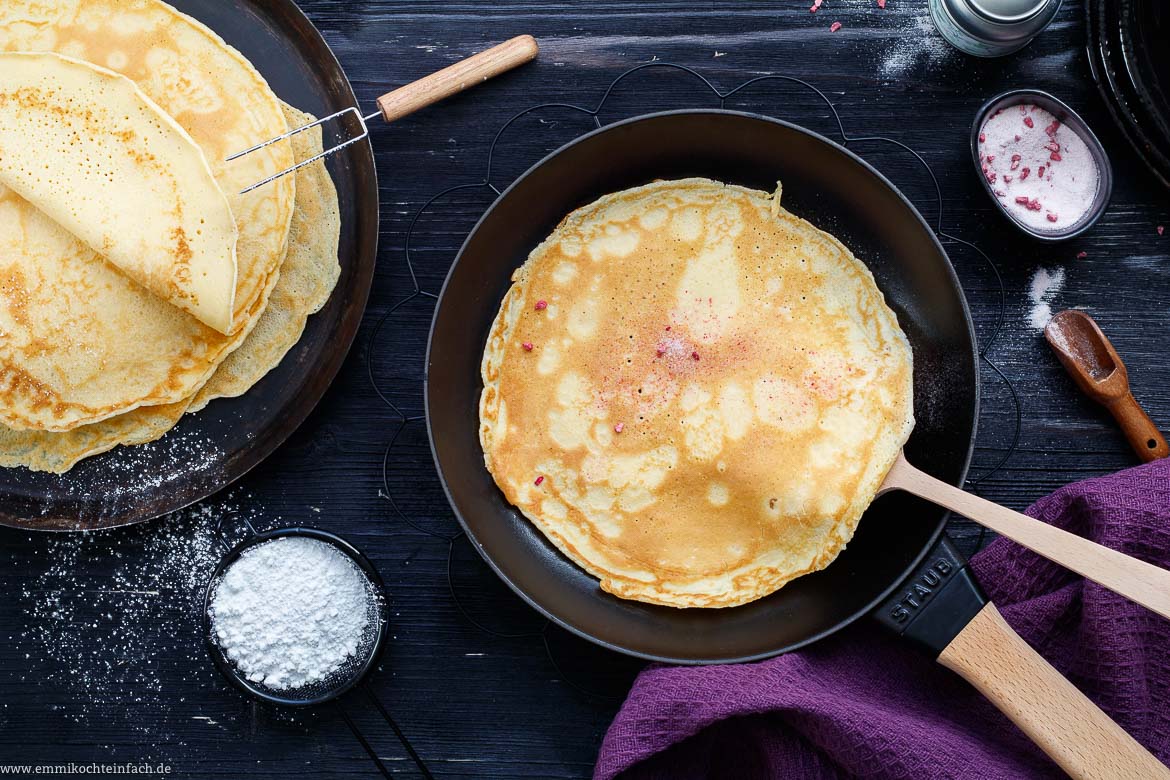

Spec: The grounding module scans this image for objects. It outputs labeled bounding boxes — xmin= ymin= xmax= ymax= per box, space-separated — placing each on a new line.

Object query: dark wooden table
xmin=2 ymin=1 xmax=1167 ymax=777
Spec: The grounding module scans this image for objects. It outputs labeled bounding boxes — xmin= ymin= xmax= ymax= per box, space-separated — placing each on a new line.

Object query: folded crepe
xmin=0 ymin=0 xmax=296 ymax=433
xmin=0 ymin=51 xmax=238 ymax=333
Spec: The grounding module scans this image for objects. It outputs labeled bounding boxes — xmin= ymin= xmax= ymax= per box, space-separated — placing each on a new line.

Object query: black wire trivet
xmin=364 ymin=62 xmax=1024 ymax=773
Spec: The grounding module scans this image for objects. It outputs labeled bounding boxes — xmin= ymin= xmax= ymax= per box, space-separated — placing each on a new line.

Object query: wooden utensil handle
xmin=883 ymin=455 xmax=1170 ymax=621
xmin=1107 ymin=394 xmax=1170 ymax=462
xmin=939 ymin=603 xmax=1169 ymax=779
xmin=376 ymin=35 xmax=539 ymax=123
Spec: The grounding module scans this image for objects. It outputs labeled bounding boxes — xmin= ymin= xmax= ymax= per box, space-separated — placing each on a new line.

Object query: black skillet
xmin=426 ymin=111 xmax=1166 ymax=776
xmin=0 ymin=0 xmax=379 ymax=531
xmin=428 ymin=109 xmax=977 ymax=663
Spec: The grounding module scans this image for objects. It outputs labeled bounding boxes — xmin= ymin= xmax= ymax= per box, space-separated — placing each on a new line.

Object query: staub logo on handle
xmin=887 ymin=558 xmax=955 ymax=624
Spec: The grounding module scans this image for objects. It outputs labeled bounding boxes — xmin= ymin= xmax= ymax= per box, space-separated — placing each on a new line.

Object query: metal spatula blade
xmin=227 ymin=35 xmax=538 ymax=194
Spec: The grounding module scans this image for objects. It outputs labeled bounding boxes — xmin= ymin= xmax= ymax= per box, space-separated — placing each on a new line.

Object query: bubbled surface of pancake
xmin=0 ymin=0 xmax=294 ymax=431
xmin=480 ymin=178 xmax=914 ymax=608
xmin=0 ymin=104 xmax=341 ymax=473
xmin=0 ymin=51 xmax=239 ymax=334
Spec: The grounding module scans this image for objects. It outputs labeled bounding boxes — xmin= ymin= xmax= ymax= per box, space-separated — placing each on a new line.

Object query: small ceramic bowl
xmin=971 ymin=89 xmax=1113 ymax=242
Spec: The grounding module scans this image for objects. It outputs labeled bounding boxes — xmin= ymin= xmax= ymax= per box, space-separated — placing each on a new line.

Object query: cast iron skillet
xmin=0 ymin=0 xmax=378 ymax=531
xmin=426 ymin=110 xmax=979 ymax=664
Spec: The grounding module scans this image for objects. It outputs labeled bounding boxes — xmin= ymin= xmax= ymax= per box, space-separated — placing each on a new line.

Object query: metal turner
xmin=228 ymin=35 xmax=539 ymax=194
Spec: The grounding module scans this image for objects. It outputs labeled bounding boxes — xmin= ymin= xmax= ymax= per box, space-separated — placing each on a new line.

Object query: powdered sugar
xmin=209 ymin=536 xmax=376 ymax=692
xmin=1027 ymin=266 xmax=1065 ymax=331
xmin=15 ymin=502 xmax=226 ymax=727
xmin=879 ymin=13 xmax=954 ymax=79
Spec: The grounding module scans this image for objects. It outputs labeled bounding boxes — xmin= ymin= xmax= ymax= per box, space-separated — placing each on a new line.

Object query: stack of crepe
xmin=0 ymin=0 xmax=341 ymax=473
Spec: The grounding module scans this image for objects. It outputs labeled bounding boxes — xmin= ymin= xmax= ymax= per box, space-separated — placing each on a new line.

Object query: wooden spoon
xmin=1045 ymin=310 xmax=1169 ymax=462
xmin=878 ymin=453 xmax=1170 ymax=621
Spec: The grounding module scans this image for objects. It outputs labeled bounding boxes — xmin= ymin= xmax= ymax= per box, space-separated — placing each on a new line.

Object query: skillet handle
xmin=939 ymin=602 xmax=1169 ymax=780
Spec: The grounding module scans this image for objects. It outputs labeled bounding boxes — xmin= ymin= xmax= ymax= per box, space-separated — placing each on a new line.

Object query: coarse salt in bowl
xmin=971 ymin=90 xmax=1113 ymax=241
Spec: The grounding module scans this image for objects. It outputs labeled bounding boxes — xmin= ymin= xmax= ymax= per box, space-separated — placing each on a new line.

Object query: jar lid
xmin=969 ymin=0 xmax=1051 ymax=24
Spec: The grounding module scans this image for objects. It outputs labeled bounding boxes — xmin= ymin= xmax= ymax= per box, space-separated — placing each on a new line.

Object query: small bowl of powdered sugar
xmin=203 ymin=527 xmax=387 ymax=707
xmin=972 ymin=90 xmax=1113 ymax=241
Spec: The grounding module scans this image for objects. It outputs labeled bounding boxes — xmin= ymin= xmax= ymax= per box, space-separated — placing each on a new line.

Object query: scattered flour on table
xmin=1027 ymin=266 xmax=1066 ymax=331
xmin=209 ymin=537 xmax=376 ymax=692
xmin=14 ymin=498 xmax=265 ymax=731
xmin=879 ymin=13 xmax=954 ymax=79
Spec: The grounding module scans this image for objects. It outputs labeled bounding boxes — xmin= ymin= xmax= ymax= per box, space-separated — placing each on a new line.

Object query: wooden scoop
xmin=877 ymin=453 xmax=1170 ymax=622
xmin=1044 ymin=310 xmax=1169 ymax=462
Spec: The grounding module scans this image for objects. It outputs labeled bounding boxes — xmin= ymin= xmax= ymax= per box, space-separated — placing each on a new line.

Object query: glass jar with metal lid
xmin=929 ymin=0 xmax=1062 ymax=57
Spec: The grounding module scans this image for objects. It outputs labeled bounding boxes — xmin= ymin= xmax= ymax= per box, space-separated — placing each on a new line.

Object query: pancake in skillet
xmin=480 ymin=178 xmax=914 ymax=608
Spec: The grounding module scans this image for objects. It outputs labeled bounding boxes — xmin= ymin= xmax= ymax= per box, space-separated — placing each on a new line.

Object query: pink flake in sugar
xmin=1019 ymin=167 xmax=1030 ymax=181
xmin=1158 ymin=225 xmax=1165 ymax=236
xmin=1076 ymin=251 xmax=1088 ymax=259
xmin=1050 ymin=152 xmax=1062 ymax=162
xmin=979 ymin=133 xmax=986 ymax=143
xmin=1046 ymin=213 xmax=1058 ymax=223
xmin=1023 ymin=116 xmax=1034 ymax=128
xmin=521 ymin=341 xmax=534 ymax=351
xmin=534 ymin=475 xmax=545 ymax=486
xmin=877 ymin=0 xmax=886 ymax=7
xmin=829 ymin=21 xmax=842 ymax=31
xmin=1015 ymin=196 xmax=1030 ymax=205
xmin=534 ymin=299 xmax=548 ymax=310
xmin=614 ymin=422 xmax=624 ymax=434
xmin=1037 ymin=166 xmax=1045 ymax=178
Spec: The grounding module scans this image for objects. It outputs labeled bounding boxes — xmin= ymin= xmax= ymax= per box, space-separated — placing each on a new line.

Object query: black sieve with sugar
xmin=202 ymin=526 xmax=388 ymax=707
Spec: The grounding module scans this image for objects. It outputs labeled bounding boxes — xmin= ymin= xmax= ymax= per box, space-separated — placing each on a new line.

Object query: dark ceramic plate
xmin=0 ymin=0 xmax=378 ymax=531
xmin=427 ymin=111 xmax=978 ymax=663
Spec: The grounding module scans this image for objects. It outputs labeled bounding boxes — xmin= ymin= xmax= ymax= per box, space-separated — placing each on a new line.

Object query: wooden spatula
xmin=1044 ymin=309 xmax=1169 ymax=462
xmin=877 ymin=452 xmax=1170 ymax=622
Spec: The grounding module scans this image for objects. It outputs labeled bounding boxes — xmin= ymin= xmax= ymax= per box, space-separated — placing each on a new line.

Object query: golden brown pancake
xmin=0 ymin=51 xmax=240 ymax=334
xmin=480 ymin=178 xmax=914 ymax=608
xmin=0 ymin=0 xmax=295 ymax=431
xmin=0 ymin=104 xmax=341 ymax=473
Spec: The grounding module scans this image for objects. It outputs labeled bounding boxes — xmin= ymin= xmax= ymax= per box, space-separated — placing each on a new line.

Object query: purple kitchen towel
xmin=596 ymin=459 xmax=1170 ymax=780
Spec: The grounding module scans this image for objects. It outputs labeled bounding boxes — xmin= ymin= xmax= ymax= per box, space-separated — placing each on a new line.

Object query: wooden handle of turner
xmin=882 ymin=453 xmax=1170 ymax=621
xmin=1106 ymin=393 xmax=1170 ymax=462
xmin=939 ymin=603 xmax=1169 ymax=779
xmin=376 ymin=35 xmax=539 ymax=122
